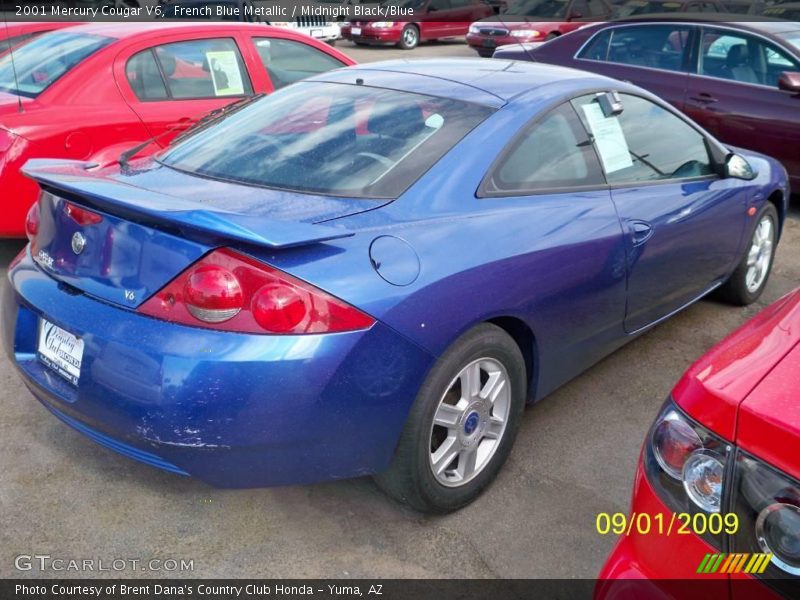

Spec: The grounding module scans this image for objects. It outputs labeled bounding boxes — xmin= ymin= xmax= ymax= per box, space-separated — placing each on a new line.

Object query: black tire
xmin=374 ymin=323 xmax=527 ymax=513
xmin=398 ymin=24 xmax=420 ymax=50
xmin=353 ymin=41 xmax=369 ymax=46
xmin=477 ymin=50 xmax=494 ymax=58
xmin=545 ymin=32 xmax=559 ymax=41
xmin=717 ymin=203 xmax=778 ymax=306
xmin=327 ymin=40 xmax=337 ymax=47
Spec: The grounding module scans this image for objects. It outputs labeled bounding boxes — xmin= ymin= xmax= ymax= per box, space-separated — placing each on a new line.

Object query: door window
xmin=571 ymin=94 xmax=713 ymax=184
xmin=578 ymin=25 xmax=691 ymax=73
xmin=126 ymin=38 xmax=252 ymax=101
xmin=253 ymin=38 xmax=345 ymax=90
xmin=700 ymin=29 xmax=800 ymax=87
xmin=485 ymin=103 xmax=605 ymax=194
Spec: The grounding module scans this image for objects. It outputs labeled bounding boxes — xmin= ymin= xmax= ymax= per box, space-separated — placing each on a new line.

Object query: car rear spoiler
xmin=22 ymin=160 xmax=355 ymax=250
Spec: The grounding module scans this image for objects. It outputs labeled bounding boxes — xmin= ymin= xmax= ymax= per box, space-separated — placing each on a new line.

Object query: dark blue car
xmin=2 ymin=59 xmax=789 ymax=512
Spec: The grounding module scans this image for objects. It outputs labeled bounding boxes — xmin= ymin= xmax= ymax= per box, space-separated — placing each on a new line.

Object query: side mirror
xmin=778 ymin=71 xmax=800 ymax=93
xmin=725 ymin=153 xmax=757 ymax=181
xmin=568 ymin=11 xmax=583 ymax=19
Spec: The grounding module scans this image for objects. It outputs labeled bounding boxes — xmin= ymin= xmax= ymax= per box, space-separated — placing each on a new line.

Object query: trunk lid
xmin=737 ymin=343 xmax=800 ymax=482
xmin=23 ymin=159 xmax=368 ymax=309
xmin=672 ymin=289 xmax=800 ymax=442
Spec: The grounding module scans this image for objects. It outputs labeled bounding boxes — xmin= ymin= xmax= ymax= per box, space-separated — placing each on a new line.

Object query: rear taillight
xmin=25 ymin=202 xmax=39 ymax=241
xmin=184 ymin=264 xmax=244 ymax=323
xmin=731 ymin=454 xmax=800 ymax=586
xmin=138 ymin=248 xmax=374 ymax=335
xmin=644 ymin=400 xmax=732 ymax=548
xmin=64 ymin=202 xmax=103 ymax=226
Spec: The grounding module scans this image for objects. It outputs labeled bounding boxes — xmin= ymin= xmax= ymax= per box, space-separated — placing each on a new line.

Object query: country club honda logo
xmin=697 ymin=553 xmax=773 ymax=574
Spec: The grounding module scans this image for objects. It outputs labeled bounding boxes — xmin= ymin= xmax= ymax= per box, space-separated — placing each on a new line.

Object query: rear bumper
xmin=3 ymin=249 xmax=435 ymax=487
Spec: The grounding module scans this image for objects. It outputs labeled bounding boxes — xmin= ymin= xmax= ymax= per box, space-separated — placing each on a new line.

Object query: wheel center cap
xmin=463 ymin=411 xmax=480 ymax=435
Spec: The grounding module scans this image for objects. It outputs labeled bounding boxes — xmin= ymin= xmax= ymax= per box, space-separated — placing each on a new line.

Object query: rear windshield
xmin=159 ymin=81 xmax=494 ymax=199
xmin=612 ymin=1 xmax=684 ymax=18
xmin=0 ymin=32 xmax=112 ymax=98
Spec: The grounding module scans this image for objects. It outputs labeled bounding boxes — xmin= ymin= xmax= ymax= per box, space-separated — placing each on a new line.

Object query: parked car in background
xmin=5 ymin=59 xmax=788 ymax=512
xmin=0 ymin=21 xmax=79 ymax=56
xmin=597 ymin=288 xmax=800 ymax=597
xmin=467 ymin=0 xmax=616 ymax=57
xmin=0 ymin=22 xmax=353 ymax=237
xmin=341 ymin=0 xmax=493 ymax=49
xmin=610 ymin=0 xmax=729 ymax=17
xmin=492 ymin=18 xmax=800 ymax=190
xmin=267 ymin=18 xmax=343 ymax=46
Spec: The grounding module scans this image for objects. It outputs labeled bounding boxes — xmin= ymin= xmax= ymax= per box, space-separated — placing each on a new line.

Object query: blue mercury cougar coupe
xmin=2 ymin=59 xmax=789 ymax=512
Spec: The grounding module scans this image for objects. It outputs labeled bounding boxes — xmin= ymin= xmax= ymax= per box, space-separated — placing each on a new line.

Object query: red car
xmin=0 ymin=22 xmax=354 ymax=237
xmin=341 ymin=0 xmax=493 ymax=49
xmin=467 ymin=0 xmax=616 ymax=57
xmin=597 ymin=288 xmax=800 ymax=598
xmin=0 ymin=21 xmax=78 ymax=56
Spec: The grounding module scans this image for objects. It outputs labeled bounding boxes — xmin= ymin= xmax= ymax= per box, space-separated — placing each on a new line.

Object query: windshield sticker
xmin=581 ymin=103 xmax=633 ymax=174
xmin=206 ymin=51 xmax=244 ymax=96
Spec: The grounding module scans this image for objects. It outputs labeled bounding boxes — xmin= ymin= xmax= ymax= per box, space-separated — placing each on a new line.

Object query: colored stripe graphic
xmin=697 ymin=553 xmax=773 ymax=574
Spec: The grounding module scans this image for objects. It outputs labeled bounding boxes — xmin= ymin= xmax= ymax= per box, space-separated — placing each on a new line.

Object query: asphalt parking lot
xmin=1 ymin=39 xmax=799 ymax=580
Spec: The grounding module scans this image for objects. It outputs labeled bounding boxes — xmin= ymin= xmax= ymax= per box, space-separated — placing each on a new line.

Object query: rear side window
xmin=485 ymin=103 xmax=605 ymax=194
xmin=579 ymin=29 xmax=612 ymax=61
xmin=127 ymin=38 xmax=253 ymax=101
xmin=571 ymin=93 xmax=713 ymax=184
xmin=582 ymin=25 xmax=691 ymax=73
xmin=253 ymin=38 xmax=344 ymax=90
xmin=126 ymin=50 xmax=168 ymax=100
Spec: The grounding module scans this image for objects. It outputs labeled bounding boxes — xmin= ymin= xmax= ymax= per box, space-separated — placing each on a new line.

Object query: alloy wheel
xmin=745 ymin=214 xmax=775 ymax=294
xmin=428 ymin=358 xmax=511 ymax=487
xmin=403 ymin=28 xmax=418 ymax=48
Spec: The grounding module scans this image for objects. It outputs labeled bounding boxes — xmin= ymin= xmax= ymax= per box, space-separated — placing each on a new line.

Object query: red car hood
xmin=673 ymin=289 xmax=800 ymax=444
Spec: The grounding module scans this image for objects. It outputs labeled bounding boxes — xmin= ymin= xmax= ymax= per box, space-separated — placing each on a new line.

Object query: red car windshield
xmin=502 ymin=0 xmax=570 ymax=18
xmin=0 ymin=31 xmax=112 ymax=98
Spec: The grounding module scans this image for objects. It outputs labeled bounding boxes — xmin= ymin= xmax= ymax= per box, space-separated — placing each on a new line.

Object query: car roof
xmin=611 ymin=13 xmax=800 ymax=35
xmin=59 ymin=21 xmax=274 ymax=40
xmin=318 ymin=58 xmax=615 ymax=106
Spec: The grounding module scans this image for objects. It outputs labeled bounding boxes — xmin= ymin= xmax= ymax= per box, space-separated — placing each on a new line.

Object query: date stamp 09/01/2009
xmin=595 ymin=511 xmax=739 ymax=537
